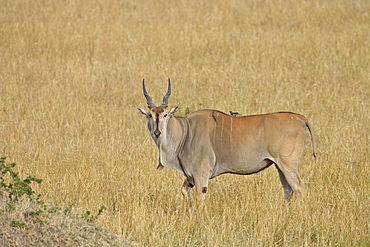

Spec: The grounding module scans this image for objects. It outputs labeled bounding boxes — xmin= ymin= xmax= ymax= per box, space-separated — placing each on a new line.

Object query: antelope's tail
xmin=305 ymin=121 xmax=316 ymax=158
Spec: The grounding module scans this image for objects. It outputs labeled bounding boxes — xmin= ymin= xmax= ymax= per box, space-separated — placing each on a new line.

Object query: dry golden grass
xmin=0 ymin=194 xmax=138 ymax=246
xmin=1 ymin=0 xmax=369 ymax=246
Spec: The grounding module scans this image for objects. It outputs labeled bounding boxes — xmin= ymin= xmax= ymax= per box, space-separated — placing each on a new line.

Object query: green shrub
xmin=0 ymin=157 xmax=42 ymax=201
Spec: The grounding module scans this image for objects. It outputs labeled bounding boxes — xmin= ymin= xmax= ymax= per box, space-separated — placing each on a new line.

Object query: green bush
xmin=0 ymin=156 xmax=42 ymax=201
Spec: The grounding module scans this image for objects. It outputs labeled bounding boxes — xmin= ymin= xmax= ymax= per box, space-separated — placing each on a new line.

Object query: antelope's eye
xmin=164 ymin=114 xmax=168 ymax=118
xmin=148 ymin=114 xmax=152 ymax=118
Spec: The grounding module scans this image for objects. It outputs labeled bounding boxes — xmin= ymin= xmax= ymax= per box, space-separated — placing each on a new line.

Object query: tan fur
xmin=151 ymin=107 xmax=165 ymax=114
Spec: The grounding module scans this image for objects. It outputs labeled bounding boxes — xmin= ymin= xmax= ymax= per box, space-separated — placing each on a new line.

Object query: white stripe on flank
xmin=230 ymin=117 xmax=233 ymax=144
xmin=220 ymin=117 xmax=224 ymax=147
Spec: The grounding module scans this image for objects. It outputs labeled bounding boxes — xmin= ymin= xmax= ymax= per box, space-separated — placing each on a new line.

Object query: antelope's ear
xmin=136 ymin=107 xmax=148 ymax=116
xmin=169 ymin=104 xmax=180 ymax=115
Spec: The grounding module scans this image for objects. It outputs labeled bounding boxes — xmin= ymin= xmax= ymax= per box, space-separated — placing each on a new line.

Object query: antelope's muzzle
xmin=154 ymin=130 xmax=161 ymax=138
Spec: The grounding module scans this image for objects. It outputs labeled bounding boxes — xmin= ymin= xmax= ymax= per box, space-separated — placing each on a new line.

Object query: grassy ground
xmin=0 ymin=195 xmax=138 ymax=246
xmin=1 ymin=0 xmax=369 ymax=246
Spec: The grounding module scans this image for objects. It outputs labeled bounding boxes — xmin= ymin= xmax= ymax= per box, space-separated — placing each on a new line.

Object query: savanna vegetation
xmin=1 ymin=0 xmax=369 ymax=246
xmin=0 ymin=157 xmax=137 ymax=246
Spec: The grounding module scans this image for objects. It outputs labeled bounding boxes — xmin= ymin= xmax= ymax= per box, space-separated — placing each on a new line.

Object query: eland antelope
xmin=136 ymin=79 xmax=316 ymax=208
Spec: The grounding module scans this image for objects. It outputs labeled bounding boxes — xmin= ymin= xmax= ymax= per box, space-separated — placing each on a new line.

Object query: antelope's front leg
xmin=181 ymin=178 xmax=193 ymax=209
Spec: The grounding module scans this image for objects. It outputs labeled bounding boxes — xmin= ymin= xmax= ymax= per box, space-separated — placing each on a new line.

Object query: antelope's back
xmin=185 ymin=110 xmax=310 ymax=170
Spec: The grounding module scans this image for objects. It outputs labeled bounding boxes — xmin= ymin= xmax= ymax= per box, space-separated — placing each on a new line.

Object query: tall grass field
xmin=1 ymin=0 xmax=369 ymax=246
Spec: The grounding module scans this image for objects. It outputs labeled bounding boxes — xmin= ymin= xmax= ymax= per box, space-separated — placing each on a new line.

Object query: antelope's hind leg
xmin=275 ymin=163 xmax=304 ymax=203
xmin=276 ymin=165 xmax=294 ymax=202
